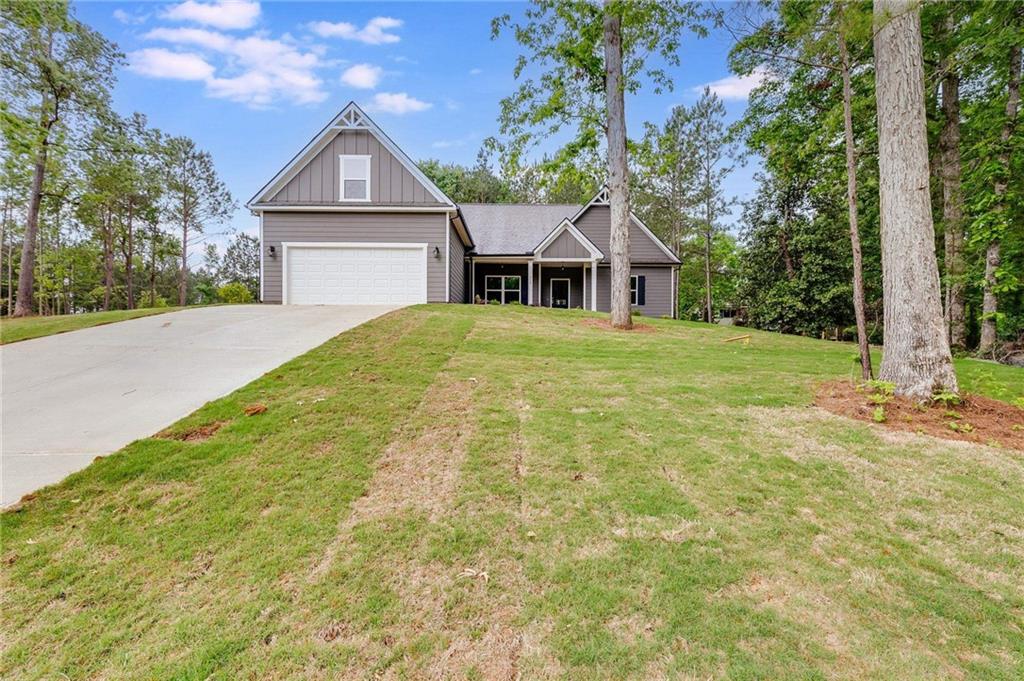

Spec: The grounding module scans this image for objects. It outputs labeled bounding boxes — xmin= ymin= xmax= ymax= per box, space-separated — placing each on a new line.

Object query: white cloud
xmin=308 ymin=17 xmax=402 ymax=45
xmin=163 ymin=0 xmax=260 ymax=31
xmin=129 ymin=48 xmax=215 ymax=80
xmin=340 ymin=63 xmax=382 ymax=89
xmin=693 ymin=68 xmax=768 ymax=101
xmin=468 ymin=68 xmax=482 ymax=76
xmin=364 ymin=92 xmax=431 ymax=115
xmin=144 ymin=27 xmax=234 ymax=51
xmin=140 ymin=26 xmax=325 ymax=107
xmin=113 ymin=8 xmax=146 ymax=25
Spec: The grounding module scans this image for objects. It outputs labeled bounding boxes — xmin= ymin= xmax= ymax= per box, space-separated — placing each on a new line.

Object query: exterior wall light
xmin=268 ymin=245 xmax=276 ymax=257
xmin=433 ymin=246 xmax=441 ymax=258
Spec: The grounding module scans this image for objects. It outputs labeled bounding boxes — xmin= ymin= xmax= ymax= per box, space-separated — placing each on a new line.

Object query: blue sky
xmin=77 ymin=1 xmax=761 ymax=254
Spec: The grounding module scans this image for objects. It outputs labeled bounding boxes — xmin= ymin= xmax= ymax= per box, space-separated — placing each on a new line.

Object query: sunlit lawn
xmin=0 ymin=307 xmax=189 ymax=344
xmin=2 ymin=304 xmax=1022 ymax=679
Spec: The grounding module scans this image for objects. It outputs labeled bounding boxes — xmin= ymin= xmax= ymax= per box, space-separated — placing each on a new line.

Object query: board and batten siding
xmin=596 ymin=266 xmax=675 ymax=318
xmin=574 ymin=205 xmax=676 ymax=264
xmin=269 ymin=130 xmax=443 ymax=206
xmin=538 ymin=230 xmax=591 ymax=259
xmin=262 ymin=212 xmax=449 ymax=303
xmin=449 ymin=221 xmax=466 ymax=303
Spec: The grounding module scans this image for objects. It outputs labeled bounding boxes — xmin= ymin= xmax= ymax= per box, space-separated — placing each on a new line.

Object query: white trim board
xmin=549 ymin=277 xmax=571 ymax=309
xmin=280 ymin=241 xmax=428 ymax=306
xmin=338 ymin=154 xmax=372 ymax=203
xmin=250 ymin=205 xmax=455 ymax=214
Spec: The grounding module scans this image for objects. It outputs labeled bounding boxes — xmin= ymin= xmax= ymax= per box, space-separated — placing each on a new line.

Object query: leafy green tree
xmin=159 ymin=136 xmax=235 ymax=306
xmin=633 ymin=104 xmax=700 ymax=256
xmin=729 ymin=0 xmax=875 ymax=375
xmin=220 ymin=233 xmax=260 ymax=300
xmin=0 ymin=0 xmax=121 ymax=316
xmin=419 ymin=153 xmax=515 ymax=204
xmin=493 ymin=0 xmax=708 ymax=327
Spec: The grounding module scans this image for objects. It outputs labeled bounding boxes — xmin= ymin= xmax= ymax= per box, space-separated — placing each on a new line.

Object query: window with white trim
xmin=339 ymin=155 xmax=370 ymax=201
xmin=630 ymin=275 xmax=638 ymax=305
xmin=484 ymin=275 xmax=521 ymax=304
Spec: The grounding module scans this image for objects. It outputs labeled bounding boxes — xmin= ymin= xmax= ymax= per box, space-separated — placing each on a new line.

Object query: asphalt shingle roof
xmin=459 ymin=203 xmax=581 ymax=255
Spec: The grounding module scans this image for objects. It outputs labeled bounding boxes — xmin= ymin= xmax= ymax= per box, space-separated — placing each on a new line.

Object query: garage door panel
xmin=286 ymin=245 xmax=426 ymax=305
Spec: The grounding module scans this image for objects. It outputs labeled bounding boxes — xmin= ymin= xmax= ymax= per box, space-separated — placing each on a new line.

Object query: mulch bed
xmin=816 ymin=380 xmax=1024 ymax=451
xmin=580 ymin=318 xmax=657 ymax=333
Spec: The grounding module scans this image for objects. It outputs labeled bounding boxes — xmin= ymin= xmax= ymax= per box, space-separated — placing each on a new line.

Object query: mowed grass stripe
xmin=0 ymin=307 xmax=475 ymax=679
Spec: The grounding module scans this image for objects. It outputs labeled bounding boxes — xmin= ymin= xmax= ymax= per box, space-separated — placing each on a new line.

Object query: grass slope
xmin=2 ymin=305 xmax=1022 ymax=680
xmin=0 ymin=307 xmax=188 ymax=344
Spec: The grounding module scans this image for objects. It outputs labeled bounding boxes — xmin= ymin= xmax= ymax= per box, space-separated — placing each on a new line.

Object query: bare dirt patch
xmin=815 ymin=381 xmax=1024 ymax=450
xmin=157 ymin=421 xmax=228 ymax=442
xmin=580 ymin=318 xmax=657 ymax=333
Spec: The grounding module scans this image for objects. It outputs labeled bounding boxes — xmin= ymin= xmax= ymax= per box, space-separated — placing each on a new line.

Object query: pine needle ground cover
xmin=2 ymin=305 xmax=1022 ymax=679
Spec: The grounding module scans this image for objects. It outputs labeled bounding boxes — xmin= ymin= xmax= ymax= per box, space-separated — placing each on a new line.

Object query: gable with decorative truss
xmin=248 ymin=102 xmax=453 ymax=208
xmin=571 ymin=187 xmax=680 ymax=264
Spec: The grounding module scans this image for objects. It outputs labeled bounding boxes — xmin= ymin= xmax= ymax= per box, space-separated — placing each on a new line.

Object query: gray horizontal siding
xmin=269 ymin=130 xmax=443 ymax=206
xmin=575 ymin=205 xmax=677 ymax=264
xmin=262 ymin=211 xmax=449 ymax=303
xmin=539 ymin=230 xmax=590 ymax=259
xmin=449 ymin=222 xmax=465 ymax=303
xmin=596 ymin=265 xmax=675 ymax=318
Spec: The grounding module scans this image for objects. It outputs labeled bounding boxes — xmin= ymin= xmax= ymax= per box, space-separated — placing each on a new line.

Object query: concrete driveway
xmin=1 ymin=304 xmax=399 ymax=506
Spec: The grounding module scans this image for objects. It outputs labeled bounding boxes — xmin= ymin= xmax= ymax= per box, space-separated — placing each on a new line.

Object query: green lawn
xmin=2 ymin=305 xmax=1022 ymax=679
xmin=0 ymin=307 xmax=189 ymax=344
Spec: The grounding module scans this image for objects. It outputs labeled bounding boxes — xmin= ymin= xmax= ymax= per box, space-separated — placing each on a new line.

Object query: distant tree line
xmin=0 ymin=0 xmax=254 ymax=317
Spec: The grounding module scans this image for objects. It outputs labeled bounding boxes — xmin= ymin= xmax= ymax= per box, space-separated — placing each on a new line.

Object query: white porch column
xmin=582 ymin=263 xmax=587 ymax=310
xmin=590 ymin=260 xmax=598 ymax=311
xmin=537 ymin=262 xmax=543 ymax=306
xmin=527 ymin=260 xmax=533 ymax=306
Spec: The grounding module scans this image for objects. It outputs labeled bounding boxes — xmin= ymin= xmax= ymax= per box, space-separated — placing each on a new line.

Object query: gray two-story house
xmin=247 ymin=102 xmax=680 ymax=317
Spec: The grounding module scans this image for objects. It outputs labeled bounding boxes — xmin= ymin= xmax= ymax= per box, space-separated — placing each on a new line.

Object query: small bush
xmin=218 ymin=282 xmax=254 ymax=304
xmin=139 ymin=295 xmax=169 ymax=309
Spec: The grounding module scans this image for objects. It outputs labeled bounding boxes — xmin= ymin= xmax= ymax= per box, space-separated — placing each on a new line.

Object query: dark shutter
xmin=637 ymin=275 xmax=646 ymax=306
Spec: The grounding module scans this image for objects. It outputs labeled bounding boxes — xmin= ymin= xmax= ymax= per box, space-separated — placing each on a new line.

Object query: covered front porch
xmin=469 ymin=258 xmax=599 ymax=311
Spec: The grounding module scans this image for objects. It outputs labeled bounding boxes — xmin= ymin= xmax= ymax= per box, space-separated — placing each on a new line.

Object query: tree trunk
xmin=603 ymin=1 xmax=632 ymax=329
xmin=704 ymin=225 xmax=713 ymax=323
xmin=124 ymin=204 xmax=135 ymax=309
xmin=978 ymin=43 xmax=1021 ymax=355
xmin=13 ymin=138 xmax=48 ymax=317
xmin=839 ymin=25 xmax=873 ymax=380
xmin=939 ymin=16 xmax=967 ymax=352
xmin=149 ymin=227 xmax=158 ymax=307
xmin=103 ymin=210 xmax=114 ymax=311
xmin=873 ymin=0 xmax=957 ymax=398
xmin=179 ymin=218 xmax=188 ymax=306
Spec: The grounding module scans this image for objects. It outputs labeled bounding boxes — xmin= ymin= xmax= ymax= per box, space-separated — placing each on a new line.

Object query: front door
xmin=550 ymin=278 xmax=570 ymax=309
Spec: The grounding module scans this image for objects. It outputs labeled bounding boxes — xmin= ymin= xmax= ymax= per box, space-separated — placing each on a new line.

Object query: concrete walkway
xmin=1 ymin=304 xmax=399 ymax=505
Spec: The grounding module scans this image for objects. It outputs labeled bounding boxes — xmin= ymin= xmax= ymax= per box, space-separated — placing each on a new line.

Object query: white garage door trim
xmin=282 ymin=241 xmax=428 ymax=305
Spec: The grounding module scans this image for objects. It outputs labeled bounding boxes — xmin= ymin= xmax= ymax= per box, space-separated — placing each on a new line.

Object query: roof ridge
xmin=458 ymin=202 xmax=582 ymax=207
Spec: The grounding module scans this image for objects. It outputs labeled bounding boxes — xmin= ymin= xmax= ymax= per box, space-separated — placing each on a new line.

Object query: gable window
xmin=339 ymin=155 xmax=371 ymax=201
xmin=630 ymin=275 xmax=646 ymax=306
xmin=484 ymin=275 xmax=521 ymax=304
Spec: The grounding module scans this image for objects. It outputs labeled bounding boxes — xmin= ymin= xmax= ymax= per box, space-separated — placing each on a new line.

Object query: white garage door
xmin=285 ymin=244 xmax=427 ymax=305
